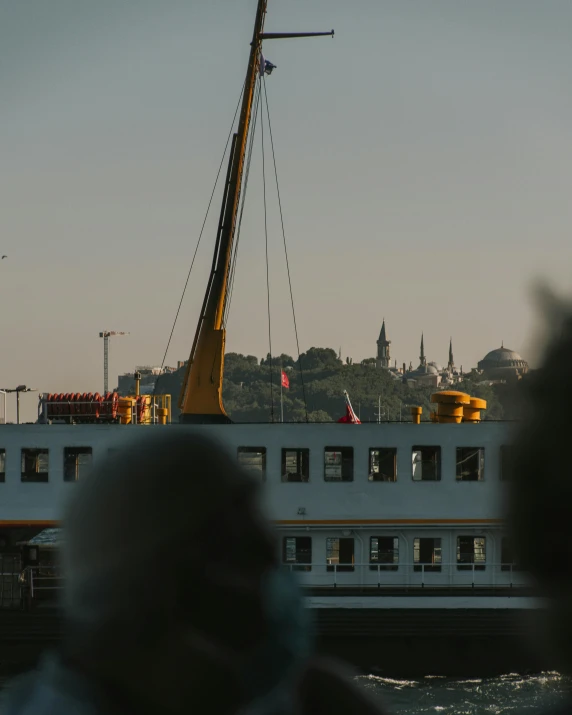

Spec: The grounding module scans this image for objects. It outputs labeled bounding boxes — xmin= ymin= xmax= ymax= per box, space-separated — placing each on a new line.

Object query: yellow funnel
xmin=430 ymin=391 xmax=470 ymax=424
xmin=463 ymin=397 xmax=487 ymax=423
xmin=411 ymin=406 xmax=422 ymax=424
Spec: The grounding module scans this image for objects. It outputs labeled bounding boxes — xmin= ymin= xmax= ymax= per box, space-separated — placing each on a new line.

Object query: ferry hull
xmin=0 ymin=605 xmax=553 ymax=677
xmin=178 ymin=414 xmax=233 ymax=424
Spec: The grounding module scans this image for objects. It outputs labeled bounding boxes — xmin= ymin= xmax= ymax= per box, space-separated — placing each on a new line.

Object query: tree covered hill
xmin=154 ymin=347 xmax=507 ymax=422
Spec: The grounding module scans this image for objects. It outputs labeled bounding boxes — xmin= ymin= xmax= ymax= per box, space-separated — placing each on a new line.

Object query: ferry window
xmin=63 ymin=447 xmax=93 ymax=482
xmin=413 ymin=537 xmax=442 ymax=572
xmin=369 ymin=536 xmax=398 ymax=571
xmin=324 ymin=447 xmax=353 ymax=482
xmin=0 ymin=449 xmax=5 ymax=482
xmin=457 ymin=536 xmax=486 ymax=571
xmin=326 ymin=537 xmax=354 ymax=572
xmin=281 ymin=449 xmax=309 ymax=482
xmin=456 ymin=447 xmax=485 ymax=481
xmin=501 ymin=537 xmax=522 ymax=572
xmin=21 ymin=449 xmax=49 ymax=483
xmin=237 ymin=447 xmax=266 ymax=481
xmin=282 ymin=536 xmax=312 ymax=571
xmin=369 ymin=448 xmax=397 ymax=482
xmin=412 ymin=446 xmax=441 ymax=481
xmin=500 ymin=445 xmax=514 ymax=481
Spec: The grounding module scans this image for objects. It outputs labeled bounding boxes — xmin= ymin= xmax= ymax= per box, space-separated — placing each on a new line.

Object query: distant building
xmin=373 ymin=321 xmax=470 ymax=388
xmin=376 ymin=319 xmax=391 ymax=368
xmin=447 ymin=338 xmax=455 ymax=373
xmin=476 ymin=345 xmax=528 ymax=381
xmin=117 ymin=365 xmax=178 ymax=396
xmin=405 ymin=335 xmax=442 ymax=387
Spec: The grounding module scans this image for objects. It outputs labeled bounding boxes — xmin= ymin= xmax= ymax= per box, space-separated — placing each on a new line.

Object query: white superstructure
xmin=0 ymin=420 xmax=527 ymax=596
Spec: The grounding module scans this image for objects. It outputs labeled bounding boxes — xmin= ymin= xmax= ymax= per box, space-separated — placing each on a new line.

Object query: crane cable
xmin=262 ymin=75 xmax=308 ymax=422
xmin=213 ymin=76 xmax=263 ymax=386
xmin=260 ymin=80 xmax=275 ymax=422
xmin=155 ymin=71 xmax=309 ymax=425
xmin=224 ymin=76 xmax=263 ymax=327
xmin=155 ymin=79 xmax=246 ymax=384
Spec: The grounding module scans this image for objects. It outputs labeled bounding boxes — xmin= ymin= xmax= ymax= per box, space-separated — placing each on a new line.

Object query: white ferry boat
xmin=0 ymin=0 xmax=545 ymax=675
xmin=0 ymin=410 xmax=544 ymax=674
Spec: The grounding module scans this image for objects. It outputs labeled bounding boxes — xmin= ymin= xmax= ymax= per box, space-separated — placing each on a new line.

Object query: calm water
xmin=358 ymin=673 xmax=569 ymax=715
xmin=0 ymin=669 xmax=569 ymax=713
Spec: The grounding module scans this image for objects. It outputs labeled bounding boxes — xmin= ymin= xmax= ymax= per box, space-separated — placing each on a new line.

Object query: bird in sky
xmin=1 ymin=256 xmax=6 ymax=259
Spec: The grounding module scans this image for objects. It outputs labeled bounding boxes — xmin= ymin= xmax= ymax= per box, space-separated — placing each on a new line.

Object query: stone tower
xmin=376 ymin=319 xmax=391 ymax=369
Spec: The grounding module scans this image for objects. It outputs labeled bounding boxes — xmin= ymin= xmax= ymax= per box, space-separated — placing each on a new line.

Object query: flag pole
xmin=280 ymin=361 xmax=284 ymax=423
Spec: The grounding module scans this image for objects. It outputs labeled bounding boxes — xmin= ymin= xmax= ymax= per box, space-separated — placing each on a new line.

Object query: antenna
xmin=98 ymin=331 xmax=130 ymax=393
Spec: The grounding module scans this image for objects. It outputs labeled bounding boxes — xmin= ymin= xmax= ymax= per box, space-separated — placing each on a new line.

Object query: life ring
xmin=46 ymin=394 xmax=54 ymax=419
xmin=109 ymin=392 xmax=119 ymax=419
xmin=93 ymin=393 xmax=102 ymax=419
xmin=101 ymin=392 xmax=111 ymax=418
xmin=85 ymin=393 xmax=94 ymax=418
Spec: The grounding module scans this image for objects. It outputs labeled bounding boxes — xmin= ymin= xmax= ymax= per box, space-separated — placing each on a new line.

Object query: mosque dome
xmin=408 ymin=363 xmax=439 ymax=378
xmin=427 ymin=361 xmax=443 ymax=373
xmin=477 ymin=345 xmax=528 ymax=380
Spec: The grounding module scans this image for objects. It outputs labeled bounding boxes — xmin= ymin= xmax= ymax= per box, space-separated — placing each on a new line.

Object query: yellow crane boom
xmin=179 ymin=0 xmax=333 ymax=423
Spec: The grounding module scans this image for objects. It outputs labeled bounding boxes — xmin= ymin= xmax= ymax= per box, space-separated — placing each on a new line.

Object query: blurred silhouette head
xmin=61 ymin=429 xmax=310 ymax=714
xmin=509 ymin=284 xmax=572 ymax=673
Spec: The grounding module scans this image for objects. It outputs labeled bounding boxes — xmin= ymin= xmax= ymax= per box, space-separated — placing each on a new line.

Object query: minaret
xmin=419 ymin=333 xmax=426 ymax=367
xmin=376 ymin=319 xmax=391 ymax=368
xmin=447 ymin=337 xmax=455 ymax=372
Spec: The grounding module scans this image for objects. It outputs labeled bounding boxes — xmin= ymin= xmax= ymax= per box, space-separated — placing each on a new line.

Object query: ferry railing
xmin=19 ymin=565 xmax=64 ymax=610
xmin=38 ymin=395 xmax=171 ymax=425
xmin=281 ymin=562 xmax=532 ymax=590
xmin=11 ymin=561 xmax=532 ymax=610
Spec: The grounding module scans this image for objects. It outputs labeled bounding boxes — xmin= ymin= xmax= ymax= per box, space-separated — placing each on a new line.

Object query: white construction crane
xmin=98 ymin=331 xmax=129 ymax=393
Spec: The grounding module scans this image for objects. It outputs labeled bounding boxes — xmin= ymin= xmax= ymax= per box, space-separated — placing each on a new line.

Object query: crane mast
xmin=179 ymin=0 xmax=333 ymax=423
xmin=99 ymin=331 xmax=129 ymax=394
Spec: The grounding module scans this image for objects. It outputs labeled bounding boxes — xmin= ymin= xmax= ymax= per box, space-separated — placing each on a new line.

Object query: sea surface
xmin=358 ymin=672 xmax=569 ymax=715
xmin=0 ymin=669 xmax=568 ymax=713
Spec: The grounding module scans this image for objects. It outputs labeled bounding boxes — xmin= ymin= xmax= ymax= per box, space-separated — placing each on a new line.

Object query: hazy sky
xmin=2 ymin=0 xmax=572 ymax=421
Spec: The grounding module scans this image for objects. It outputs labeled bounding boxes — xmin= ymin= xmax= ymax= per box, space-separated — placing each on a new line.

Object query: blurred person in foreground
xmin=2 ymin=430 xmax=386 ymax=715
xmin=509 ymin=286 xmax=572 ymax=694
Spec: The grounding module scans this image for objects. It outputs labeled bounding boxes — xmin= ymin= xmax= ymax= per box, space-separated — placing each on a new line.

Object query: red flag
xmin=337 ymin=390 xmax=361 ymax=423
xmin=337 ymin=405 xmax=361 ymax=424
xmin=281 ymin=370 xmax=290 ymax=389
